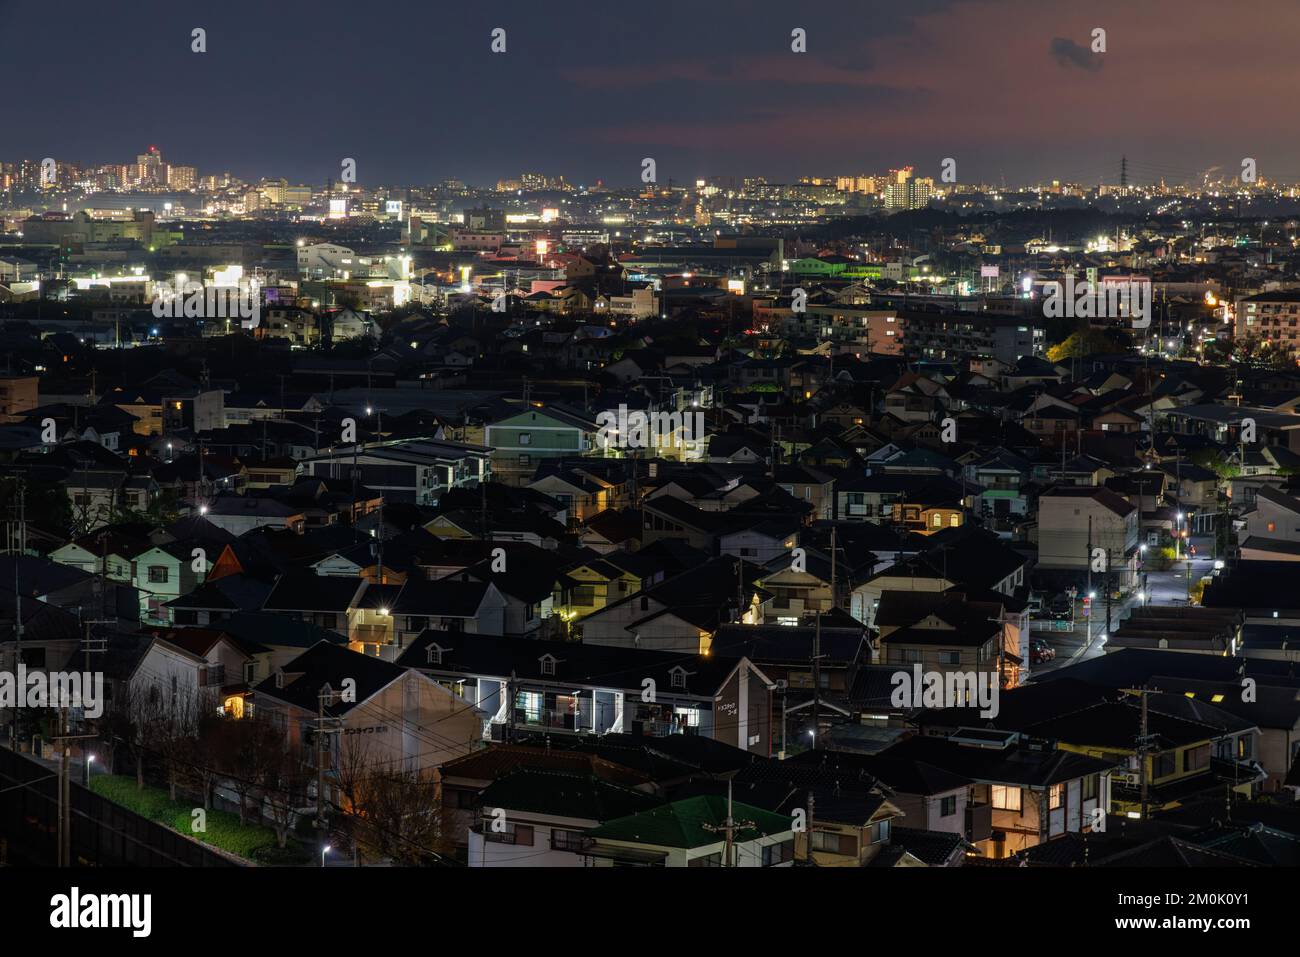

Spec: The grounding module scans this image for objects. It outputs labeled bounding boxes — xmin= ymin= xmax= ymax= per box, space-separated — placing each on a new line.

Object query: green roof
xmin=584 ymin=795 xmax=793 ymax=849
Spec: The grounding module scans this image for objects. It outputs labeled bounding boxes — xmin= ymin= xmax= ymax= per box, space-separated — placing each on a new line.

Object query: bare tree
xmin=216 ymin=710 xmax=283 ymax=825
xmin=103 ymin=680 xmax=168 ymax=791
xmin=186 ymin=708 xmax=229 ymax=811
xmin=261 ymin=738 xmax=313 ymax=850
xmin=350 ymin=766 xmax=454 ymax=865
xmin=157 ymin=688 xmax=202 ymax=802
xmin=332 ymin=729 xmax=374 ymax=816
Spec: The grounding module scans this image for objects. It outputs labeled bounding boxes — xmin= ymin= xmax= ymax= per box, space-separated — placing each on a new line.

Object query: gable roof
xmin=252 ymin=640 xmax=414 ymax=716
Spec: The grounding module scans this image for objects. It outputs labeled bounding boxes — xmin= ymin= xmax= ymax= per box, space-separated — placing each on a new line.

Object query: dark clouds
xmin=1049 ymin=36 xmax=1103 ymax=71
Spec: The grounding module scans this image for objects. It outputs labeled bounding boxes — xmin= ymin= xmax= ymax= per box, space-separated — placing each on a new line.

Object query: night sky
xmin=8 ymin=0 xmax=1300 ymax=187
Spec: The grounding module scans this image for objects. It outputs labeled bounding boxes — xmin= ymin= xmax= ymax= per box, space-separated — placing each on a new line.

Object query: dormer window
xmin=670 ymin=667 xmax=687 ymax=690
xmin=540 ymin=655 xmax=557 ymax=676
xmin=427 ymin=644 xmax=447 ymax=666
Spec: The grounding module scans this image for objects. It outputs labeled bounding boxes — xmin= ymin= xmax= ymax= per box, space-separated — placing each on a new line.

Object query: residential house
xmin=252 ymin=641 xmax=487 ymax=794
xmin=581 ymin=795 xmax=795 ymax=867
xmin=397 ymin=631 xmax=777 ymax=754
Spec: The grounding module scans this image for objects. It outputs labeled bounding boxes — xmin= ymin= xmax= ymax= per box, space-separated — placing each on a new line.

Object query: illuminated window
xmin=1049 ymin=784 xmax=1063 ymax=810
xmin=991 ymin=785 xmax=1021 ymax=811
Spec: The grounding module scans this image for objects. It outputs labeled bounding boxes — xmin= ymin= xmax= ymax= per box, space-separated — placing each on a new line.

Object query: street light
xmin=85 ymin=753 xmax=95 ymax=786
xmin=321 ymin=844 xmax=332 ymax=867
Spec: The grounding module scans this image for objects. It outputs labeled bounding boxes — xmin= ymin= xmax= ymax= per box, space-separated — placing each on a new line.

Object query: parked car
xmin=1029 ymin=638 xmax=1055 ymax=664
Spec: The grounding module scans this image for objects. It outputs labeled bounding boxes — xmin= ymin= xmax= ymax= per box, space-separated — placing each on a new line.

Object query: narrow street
xmin=1030 ymin=535 xmax=1223 ymax=675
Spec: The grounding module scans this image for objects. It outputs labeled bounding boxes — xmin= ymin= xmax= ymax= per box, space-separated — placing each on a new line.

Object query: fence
xmin=0 ymin=746 xmax=239 ymax=867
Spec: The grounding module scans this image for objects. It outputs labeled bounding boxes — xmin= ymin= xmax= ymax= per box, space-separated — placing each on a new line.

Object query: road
xmin=1030 ymin=535 xmax=1223 ymax=675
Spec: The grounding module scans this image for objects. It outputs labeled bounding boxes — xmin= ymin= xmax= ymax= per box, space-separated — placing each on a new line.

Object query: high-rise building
xmin=136 ymin=145 xmax=163 ymax=185
xmin=167 ymin=165 xmax=197 ymax=189
xmin=837 ymin=175 xmax=878 ymax=194
xmin=884 ymin=168 xmax=932 ymax=210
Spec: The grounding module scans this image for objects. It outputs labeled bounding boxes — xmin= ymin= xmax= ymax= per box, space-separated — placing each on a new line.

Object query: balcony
xmin=512 ymin=707 xmax=584 ymax=733
xmin=965 ymin=802 xmax=992 ymax=843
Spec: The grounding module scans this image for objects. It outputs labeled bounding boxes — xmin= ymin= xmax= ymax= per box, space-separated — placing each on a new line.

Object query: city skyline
xmin=8 ymin=0 xmax=1300 ymax=187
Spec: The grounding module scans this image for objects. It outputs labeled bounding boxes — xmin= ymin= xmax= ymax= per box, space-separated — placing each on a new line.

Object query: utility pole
xmin=703 ymin=778 xmax=755 ymax=867
xmin=504 ymin=671 xmax=517 ymax=745
xmin=1085 ymin=514 xmax=1093 ymax=648
xmin=315 ymin=686 xmax=344 ymax=833
xmin=1138 ymin=688 xmax=1151 ymax=820
xmin=58 ymin=705 xmax=69 ymax=866
xmin=805 ymin=790 xmax=816 ymax=865
xmin=1105 ymin=547 xmax=1113 ymax=639
xmin=10 ymin=480 xmax=25 ymax=749
xmin=812 ymin=608 xmax=821 ymax=749
xmin=736 ymin=559 xmax=744 ymax=622
xmin=52 ymin=710 xmax=96 ymax=867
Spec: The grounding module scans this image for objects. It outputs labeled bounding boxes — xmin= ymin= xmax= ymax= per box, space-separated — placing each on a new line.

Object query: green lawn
xmin=90 ymin=774 xmax=306 ymax=863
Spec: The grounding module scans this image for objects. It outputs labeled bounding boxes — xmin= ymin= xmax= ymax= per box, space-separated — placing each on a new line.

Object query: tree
xmin=1046 ymin=327 xmax=1116 ymax=364
xmin=103 ymin=680 xmax=168 ymax=791
xmin=350 ymin=766 xmax=453 ymax=865
xmin=215 ymin=711 xmax=284 ymax=824
xmin=1233 ymin=335 xmax=1292 ymax=369
xmin=186 ymin=708 xmax=229 ymax=811
xmin=0 ymin=476 xmax=73 ymax=539
xmin=260 ymin=734 xmax=313 ymax=849
xmin=157 ymin=688 xmax=202 ymax=802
